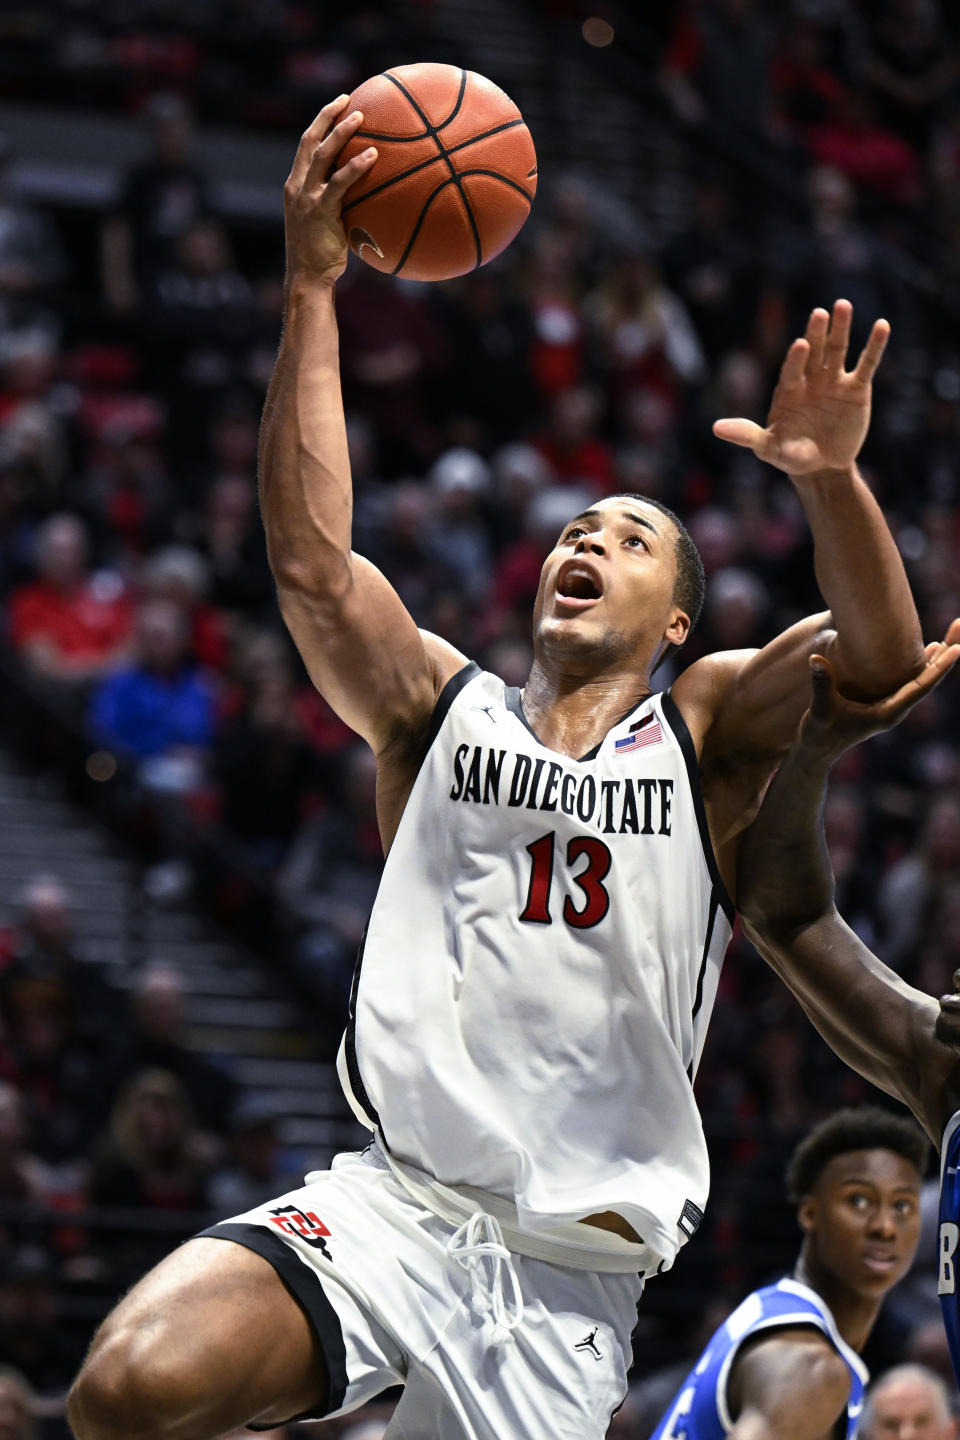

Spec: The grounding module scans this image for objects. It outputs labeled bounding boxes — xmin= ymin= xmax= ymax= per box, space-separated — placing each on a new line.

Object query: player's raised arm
xmin=676 ymin=301 xmax=925 ymax=772
xmin=259 ymin=99 xmax=466 ymax=758
xmin=737 ymin=633 xmax=960 ymax=1143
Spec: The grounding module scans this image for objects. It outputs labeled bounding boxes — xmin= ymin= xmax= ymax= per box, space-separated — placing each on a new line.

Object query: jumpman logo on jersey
xmin=473 ymin=705 xmax=497 ymax=724
xmin=574 ymin=1326 xmax=604 ymax=1361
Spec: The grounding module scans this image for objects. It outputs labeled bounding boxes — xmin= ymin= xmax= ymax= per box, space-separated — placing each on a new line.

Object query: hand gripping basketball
xmin=283 ymin=97 xmax=379 ymax=287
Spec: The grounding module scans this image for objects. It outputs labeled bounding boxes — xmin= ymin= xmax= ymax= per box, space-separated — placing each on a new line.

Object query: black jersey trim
xmin=504 ymin=687 xmax=657 ymax=763
xmin=687 ymin=889 xmax=720 ymax=1080
xmin=343 ymin=926 xmax=383 ymax=1135
xmin=660 ymin=692 xmax=735 ymax=924
xmin=425 ymin=660 xmax=481 ymax=753
xmin=196 ymin=1221 xmax=348 ymax=1421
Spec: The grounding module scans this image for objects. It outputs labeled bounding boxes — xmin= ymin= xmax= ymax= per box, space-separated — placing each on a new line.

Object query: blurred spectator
xmin=208 ymin=1094 xmax=302 ymax=1217
xmin=89 ymin=1067 xmax=211 ymax=1213
xmin=103 ymin=964 xmax=235 ymax=1137
xmin=336 ymin=264 xmax=447 ymax=472
xmin=0 ymin=875 xmax=124 ymax=1049
xmin=0 ymin=1083 xmax=45 ymax=1212
xmin=438 ymin=266 xmax=539 ymax=451
xmin=214 ymin=662 xmax=329 ymax=871
xmin=0 ymin=1249 xmax=78 ymax=1404
xmin=88 ymin=597 xmax=216 ymax=792
xmin=860 ymin=1363 xmax=957 ymax=1440
xmin=0 ymin=971 xmax=103 ymax=1167
xmin=426 ymin=448 xmax=494 ymax=603
xmin=879 ymin=792 xmax=960 ymax=969
xmin=807 ymin=87 xmax=922 ymax=206
xmin=662 ymin=178 xmax=760 ymax=361
xmin=7 ymin=514 xmax=133 ymax=687
xmin=865 ymin=0 xmax=957 ymax=154
xmin=100 ymin=94 xmax=210 ymax=317
xmin=535 ymin=386 xmax=615 ymax=490
xmin=0 ymin=1366 xmax=36 ymax=1440
xmin=194 ymin=476 xmax=274 ymax=618
xmin=0 ymin=137 xmax=64 ymax=350
xmin=586 ymin=252 xmax=707 ymax=419
xmin=142 ymin=546 xmax=229 ymax=672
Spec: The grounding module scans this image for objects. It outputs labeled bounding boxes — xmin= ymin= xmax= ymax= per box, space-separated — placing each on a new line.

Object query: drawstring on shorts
xmin=447 ymin=1211 xmax=524 ymax=1344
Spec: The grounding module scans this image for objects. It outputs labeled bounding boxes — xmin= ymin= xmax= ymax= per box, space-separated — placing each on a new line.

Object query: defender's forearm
xmin=258 ymin=280 xmax=352 ymax=591
xmin=738 ymin=743 xmax=836 ymax=935
xmin=794 ymin=465 xmax=923 ymax=695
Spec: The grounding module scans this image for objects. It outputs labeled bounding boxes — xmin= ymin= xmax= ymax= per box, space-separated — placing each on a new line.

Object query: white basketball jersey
xmin=337 ymin=663 xmax=733 ymax=1269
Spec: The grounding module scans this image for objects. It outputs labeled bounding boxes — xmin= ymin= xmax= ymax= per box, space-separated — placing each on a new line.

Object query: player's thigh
xmin=70 ymin=1236 xmax=327 ymax=1437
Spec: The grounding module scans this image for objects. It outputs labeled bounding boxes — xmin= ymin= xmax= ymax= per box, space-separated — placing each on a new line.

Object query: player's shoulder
xmin=732 ymin=1326 xmax=851 ymax=1430
xmin=420 ymin=629 xmax=473 ymax=685
xmin=669 ymin=649 xmax=760 ymax=755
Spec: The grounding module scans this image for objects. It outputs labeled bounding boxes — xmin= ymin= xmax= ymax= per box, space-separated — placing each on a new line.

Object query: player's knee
xmin=68 ymin=1323 xmax=198 ymax=1440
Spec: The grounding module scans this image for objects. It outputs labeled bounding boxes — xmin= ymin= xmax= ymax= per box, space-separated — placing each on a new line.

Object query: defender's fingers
xmin=808 ymin=654 xmax=836 ymax=718
xmin=778 ymin=337 xmax=809 ymax=388
xmin=302 ymin=110 xmax=365 ymax=194
xmin=824 ymin=298 xmax=853 ymax=374
xmin=286 ymin=95 xmax=351 ymax=192
xmin=325 ymin=147 xmax=379 ymax=203
xmin=712 ymin=418 xmax=766 ymax=450
xmin=804 ymin=308 xmax=829 ymax=373
xmin=944 ymin=618 xmax=960 ymax=648
xmin=881 ymin=643 xmax=960 ymax=720
xmin=852 ymin=317 xmax=891 ymax=385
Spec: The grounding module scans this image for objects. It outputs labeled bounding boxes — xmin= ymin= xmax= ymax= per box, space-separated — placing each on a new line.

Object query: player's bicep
xmin=705 ymin=614 xmax=837 ymax=762
xmin=277 ymin=553 xmax=467 ymax=753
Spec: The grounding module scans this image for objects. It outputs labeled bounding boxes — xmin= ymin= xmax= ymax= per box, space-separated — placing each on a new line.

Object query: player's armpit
xmin=726 ymin=1331 xmax=850 ymax=1440
xmin=278 ymin=554 xmax=468 ymax=755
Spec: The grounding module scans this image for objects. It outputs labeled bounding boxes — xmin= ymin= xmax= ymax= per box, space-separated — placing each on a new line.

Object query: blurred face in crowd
xmin=134 ymin=966 xmax=183 ymax=1041
xmin=137 ymin=600 xmax=190 ymax=675
xmin=863 ymin=1368 xmax=957 ymax=1440
xmin=21 ymin=878 xmax=71 ymax=949
xmin=798 ymin=1148 xmax=922 ymax=1300
xmin=35 ymin=515 xmax=87 ymax=590
xmin=533 ymin=495 xmax=688 ymax=676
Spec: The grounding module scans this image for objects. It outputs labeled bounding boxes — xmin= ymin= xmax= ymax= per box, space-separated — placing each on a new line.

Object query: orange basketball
xmin=337 ymin=62 xmax=537 ymax=282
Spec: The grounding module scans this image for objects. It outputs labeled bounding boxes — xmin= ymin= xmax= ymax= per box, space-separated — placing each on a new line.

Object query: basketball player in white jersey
xmin=68 ymin=98 xmax=927 ymax=1440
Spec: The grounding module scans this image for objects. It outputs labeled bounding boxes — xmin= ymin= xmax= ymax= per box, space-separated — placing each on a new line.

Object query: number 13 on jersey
xmin=520 ymin=831 xmax=612 ymax=929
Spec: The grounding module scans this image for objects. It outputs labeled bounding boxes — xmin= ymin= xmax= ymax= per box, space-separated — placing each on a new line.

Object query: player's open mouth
xmin=555 ymin=561 xmax=604 ymax=610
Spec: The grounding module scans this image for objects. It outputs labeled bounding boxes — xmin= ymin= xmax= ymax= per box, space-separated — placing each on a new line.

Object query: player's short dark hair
xmin=611 ymin=494 xmax=705 ymax=632
xmin=785 ymin=1107 xmax=928 ymax=1204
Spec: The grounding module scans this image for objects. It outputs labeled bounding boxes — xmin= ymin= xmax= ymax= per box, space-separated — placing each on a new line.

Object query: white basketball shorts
xmin=197 ymin=1144 xmax=645 ymax=1440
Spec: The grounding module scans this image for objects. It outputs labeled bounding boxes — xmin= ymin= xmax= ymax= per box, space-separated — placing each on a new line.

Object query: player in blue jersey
xmin=734 ymin=629 xmax=960 ymax=1395
xmin=652 ymin=1107 xmax=926 ymax=1440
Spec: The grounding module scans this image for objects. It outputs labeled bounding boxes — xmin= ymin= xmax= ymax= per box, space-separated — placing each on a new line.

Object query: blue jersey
xmin=937 ymin=1110 xmax=960 ymax=1389
xmin=650 ymin=1278 xmax=868 ymax=1440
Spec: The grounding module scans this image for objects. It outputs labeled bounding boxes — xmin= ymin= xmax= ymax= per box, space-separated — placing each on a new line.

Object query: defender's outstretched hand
xmin=713 ymin=299 xmax=889 ymax=476
xmin=283 ymin=97 xmax=378 ymax=287
xmin=797 ymin=618 xmax=960 ymax=761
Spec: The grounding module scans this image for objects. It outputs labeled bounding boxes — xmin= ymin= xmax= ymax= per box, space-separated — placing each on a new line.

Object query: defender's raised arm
xmin=675 ymin=303 xmax=925 ymax=803
xmin=737 ymin=635 xmax=960 ymax=1143
xmin=259 ymin=99 xmax=465 ymax=765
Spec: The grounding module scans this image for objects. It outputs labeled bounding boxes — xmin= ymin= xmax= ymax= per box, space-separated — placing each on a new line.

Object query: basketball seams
xmin=383 ymin=69 xmax=483 ymax=271
xmin=342 ymin=119 xmax=528 ymax=216
xmin=389 ymin=171 xmax=534 ymax=277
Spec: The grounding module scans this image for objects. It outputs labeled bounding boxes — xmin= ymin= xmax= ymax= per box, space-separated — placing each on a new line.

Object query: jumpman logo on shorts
xmin=574 ymin=1326 xmax=604 ymax=1361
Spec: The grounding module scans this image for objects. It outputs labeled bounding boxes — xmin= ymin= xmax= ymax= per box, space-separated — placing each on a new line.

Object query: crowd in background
xmin=1 ymin=0 xmax=960 ymax=1434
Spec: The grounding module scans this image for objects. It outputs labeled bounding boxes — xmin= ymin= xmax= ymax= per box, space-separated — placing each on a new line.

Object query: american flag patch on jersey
xmin=614 ymin=720 xmax=663 ymax=754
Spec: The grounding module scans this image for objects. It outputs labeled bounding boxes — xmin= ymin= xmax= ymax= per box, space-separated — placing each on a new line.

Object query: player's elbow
xmin=271 ymin=546 xmax=354 ymax=608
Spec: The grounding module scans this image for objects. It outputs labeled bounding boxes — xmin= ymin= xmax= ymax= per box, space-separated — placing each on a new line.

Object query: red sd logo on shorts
xmin=268 ymin=1205 xmax=333 ymax=1260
